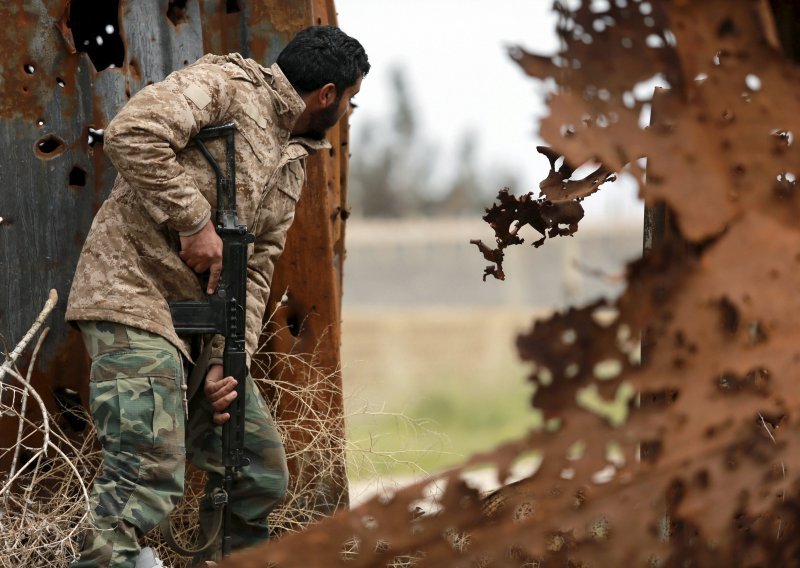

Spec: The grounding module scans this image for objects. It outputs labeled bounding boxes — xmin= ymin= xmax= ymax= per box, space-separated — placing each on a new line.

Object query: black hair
xmin=277 ymin=25 xmax=370 ymax=95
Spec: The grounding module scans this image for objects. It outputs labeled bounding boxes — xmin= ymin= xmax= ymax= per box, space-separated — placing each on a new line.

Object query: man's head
xmin=277 ymin=26 xmax=370 ymax=140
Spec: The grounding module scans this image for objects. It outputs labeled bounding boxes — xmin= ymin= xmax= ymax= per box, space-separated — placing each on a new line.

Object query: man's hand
xmin=203 ymin=364 xmax=237 ymax=425
xmin=180 ymin=220 xmax=223 ymax=294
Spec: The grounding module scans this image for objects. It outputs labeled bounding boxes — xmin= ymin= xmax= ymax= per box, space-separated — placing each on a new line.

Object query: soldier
xmin=66 ymin=25 xmax=369 ymax=567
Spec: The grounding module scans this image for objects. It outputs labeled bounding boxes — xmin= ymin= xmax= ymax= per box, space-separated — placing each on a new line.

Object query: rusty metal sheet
xmin=259 ymin=0 xmax=351 ymax=516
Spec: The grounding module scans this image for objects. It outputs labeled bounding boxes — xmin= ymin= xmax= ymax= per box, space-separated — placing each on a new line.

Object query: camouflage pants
xmin=71 ymin=322 xmax=288 ymax=568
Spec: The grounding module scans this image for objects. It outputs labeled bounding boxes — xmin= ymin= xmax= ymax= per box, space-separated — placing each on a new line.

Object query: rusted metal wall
xmin=0 ymin=0 xmax=348 ymax=508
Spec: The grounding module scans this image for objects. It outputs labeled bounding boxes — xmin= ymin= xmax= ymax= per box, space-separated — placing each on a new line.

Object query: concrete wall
xmin=343 ymin=218 xmax=644 ymax=310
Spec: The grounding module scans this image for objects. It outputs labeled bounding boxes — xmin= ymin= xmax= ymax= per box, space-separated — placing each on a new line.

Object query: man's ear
xmin=319 ymin=83 xmax=338 ymax=107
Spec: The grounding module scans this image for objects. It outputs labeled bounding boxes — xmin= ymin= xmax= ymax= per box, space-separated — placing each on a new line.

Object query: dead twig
xmin=0 ymin=289 xmax=57 ymax=384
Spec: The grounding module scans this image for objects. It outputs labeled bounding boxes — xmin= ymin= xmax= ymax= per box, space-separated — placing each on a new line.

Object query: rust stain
xmin=249 ymin=0 xmax=309 ymax=35
xmin=0 ymin=6 xmax=50 ymax=121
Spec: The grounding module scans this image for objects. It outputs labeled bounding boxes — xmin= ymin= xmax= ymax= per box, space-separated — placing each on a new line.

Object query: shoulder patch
xmin=183 ymin=84 xmax=211 ymax=109
xmin=244 ymin=103 xmax=267 ymax=129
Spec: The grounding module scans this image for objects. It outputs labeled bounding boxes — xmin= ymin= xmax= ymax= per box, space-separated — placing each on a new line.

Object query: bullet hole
xmin=167 ymin=0 xmax=189 ymax=25
xmin=722 ymin=108 xmax=735 ymax=122
xmin=287 ymin=313 xmax=301 ymax=337
xmin=623 ymin=91 xmax=635 ymax=108
xmin=717 ymin=368 xmax=770 ymax=395
xmin=68 ymin=0 xmax=125 ymax=72
xmin=645 ymin=34 xmax=665 ymax=48
xmin=771 ymin=129 xmax=794 ymax=148
xmin=69 ymin=166 xmax=87 ymax=187
xmin=56 ymin=77 xmax=66 ymax=88
xmin=53 ymin=388 xmax=87 ymax=433
xmin=226 ymin=0 xmax=241 ymax=14
xmin=640 ymin=388 xmax=679 ymax=409
xmin=639 ymin=439 xmax=662 ymax=463
xmin=23 ymin=63 xmax=35 ymax=74
xmin=35 ymin=135 xmax=66 ymax=159
xmin=718 ymin=297 xmax=739 ymax=334
xmin=717 ymin=17 xmax=736 ymax=38
xmin=37 ymin=119 xmax=45 ymax=127
xmin=88 ymin=127 xmax=104 ymax=146
xmin=560 ymin=124 xmax=577 ymax=137
xmin=775 ymin=172 xmax=796 ymax=197
xmin=125 ymin=88 xmax=131 ymax=99
xmin=745 ymin=74 xmax=761 ymax=92
xmin=693 ymin=469 xmax=709 ymax=489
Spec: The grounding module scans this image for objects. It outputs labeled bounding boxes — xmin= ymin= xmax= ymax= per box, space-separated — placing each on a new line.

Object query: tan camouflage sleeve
xmin=103 ymin=64 xmax=235 ymax=233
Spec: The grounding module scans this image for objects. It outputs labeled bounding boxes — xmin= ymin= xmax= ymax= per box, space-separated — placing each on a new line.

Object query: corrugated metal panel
xmin=0 ymin=0 xmax=348 ymax=509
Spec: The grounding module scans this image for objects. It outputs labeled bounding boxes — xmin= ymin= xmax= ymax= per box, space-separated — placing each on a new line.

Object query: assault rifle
xmin=164 ymin=122 xmax=253 ymax=559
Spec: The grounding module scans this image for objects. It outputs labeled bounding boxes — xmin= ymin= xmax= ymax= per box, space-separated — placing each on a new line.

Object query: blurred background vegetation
xmin=348 ymin=67 xmax=520 ymax=219
xmin=334 ymin=1 xmax=644 ymax=500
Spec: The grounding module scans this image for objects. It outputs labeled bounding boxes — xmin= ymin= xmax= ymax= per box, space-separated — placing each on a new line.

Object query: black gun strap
xmin=158 ymin=488 xmax=225 ymax=556
xmin=187 ymin=334 xmax=215 ymax=402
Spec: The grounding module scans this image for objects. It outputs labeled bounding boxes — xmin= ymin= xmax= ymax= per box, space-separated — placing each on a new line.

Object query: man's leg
xmin=187 ymin=372 xmax=288 ymax=554
xmin=72 ymin=322 xmax=186 ymax=568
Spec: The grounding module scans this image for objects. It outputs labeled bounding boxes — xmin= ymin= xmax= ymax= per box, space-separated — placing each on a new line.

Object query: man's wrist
xmin=178 ymin=212 xmax=212 ymax=237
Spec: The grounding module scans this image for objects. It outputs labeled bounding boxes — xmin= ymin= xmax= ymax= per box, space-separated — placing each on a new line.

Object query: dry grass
xmin=0 ymin=300 xmax=430 ymax=566
xmin=0 ymin=318 xmax=101 ymax=568
xmin=147 ymin=322 xmax=436 ymax=565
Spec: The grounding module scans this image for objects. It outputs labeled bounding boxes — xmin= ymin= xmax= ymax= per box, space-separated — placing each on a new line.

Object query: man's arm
xmin=103 ymin=63 xmax=235 ymax=235
xmin=104 ymin=64 xmax=236 ymax=293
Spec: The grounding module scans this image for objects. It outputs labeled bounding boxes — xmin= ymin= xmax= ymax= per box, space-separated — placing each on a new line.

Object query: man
xmin=66 ymin=25 xmax=369 ymax=567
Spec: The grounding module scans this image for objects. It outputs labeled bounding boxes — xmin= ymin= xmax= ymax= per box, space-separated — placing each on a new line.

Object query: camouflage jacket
xmin=66 ymin=54 xmax=329 ymax=362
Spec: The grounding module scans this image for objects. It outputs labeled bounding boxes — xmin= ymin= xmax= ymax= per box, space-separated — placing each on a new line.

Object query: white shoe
xmin=135 ymin=546 xmax=168 ymax=568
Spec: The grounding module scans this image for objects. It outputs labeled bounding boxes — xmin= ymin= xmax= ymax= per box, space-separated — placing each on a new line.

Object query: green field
xmin=342 ymin=308 xmax=545 ymax=479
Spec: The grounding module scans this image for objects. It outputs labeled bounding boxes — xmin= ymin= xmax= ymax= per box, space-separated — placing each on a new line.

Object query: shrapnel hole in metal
xmin=87 ymin=127 xmax=104 ymax=146
xmin=69 ymin=167 xmax=87 ymax=188
xmin=166 ymin=0 xmax=190 ymax=26
xmin=35 ymin=135 xmax=66 ymax=158
xmin=68 ymin=0 xmax=124 ymax=72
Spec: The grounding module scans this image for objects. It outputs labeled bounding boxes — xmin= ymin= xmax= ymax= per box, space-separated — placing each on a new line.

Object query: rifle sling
xmin=158 ymin=488 xmax=225 ymax=556
xmin=187 ymin=334 xmax=215 ymax=402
